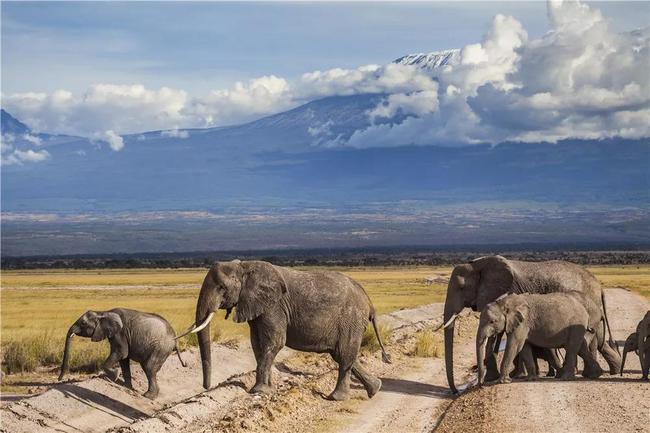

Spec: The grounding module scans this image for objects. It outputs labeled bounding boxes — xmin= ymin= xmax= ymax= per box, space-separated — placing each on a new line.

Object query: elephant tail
xmin=601 ymin=291 xmax=619 ymax=355
xmin=175 ymin=341 xmax=187 ymax=368
xmin=371 ymin=315 xmax=392 ymax=364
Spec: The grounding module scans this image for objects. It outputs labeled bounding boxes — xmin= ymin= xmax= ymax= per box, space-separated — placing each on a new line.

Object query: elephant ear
xmin=234 ymin=262 xmax=287 ymax=323
xmin=92 ymin=312 xmax=124 ymax=341
xmin=625 ymin=332 xmax=639 ymax=352
xmin=505 ymin=303 xmax=528 ymax=334
xmin=471 ymin=256 xmax=518 ymax=309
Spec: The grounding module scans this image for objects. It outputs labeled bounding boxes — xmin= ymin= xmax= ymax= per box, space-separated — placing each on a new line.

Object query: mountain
xmin=1 ymin=109 xmax=30 ymax=135
xmin=1 ymin=47 xmax=649 ymax=213
xmin=393 ymin=49 xmax=460 ymax=71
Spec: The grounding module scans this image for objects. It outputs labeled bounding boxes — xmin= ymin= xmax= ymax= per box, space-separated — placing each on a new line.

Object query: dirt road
xmin=1 ymin=288 xmax=648 ymax=433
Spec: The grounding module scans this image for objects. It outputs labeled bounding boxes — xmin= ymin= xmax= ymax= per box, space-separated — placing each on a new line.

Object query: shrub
xmin=1 ymin=332 xmax=108 ymax=374
xmin=413 ymin=330 xmax=443 ymax=358
xmin=361 ymin=323 xmax=392 ymax=353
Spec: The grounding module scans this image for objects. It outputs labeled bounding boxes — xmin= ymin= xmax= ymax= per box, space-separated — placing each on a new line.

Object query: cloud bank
xmin=2 ymin=0 xmax=648 ymax=151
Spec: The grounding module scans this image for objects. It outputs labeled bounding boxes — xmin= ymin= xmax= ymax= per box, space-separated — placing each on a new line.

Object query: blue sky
xmin=2 ymin=1 xmax=648 ymax=95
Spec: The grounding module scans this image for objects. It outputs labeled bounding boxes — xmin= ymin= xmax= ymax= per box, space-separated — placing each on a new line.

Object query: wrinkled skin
xmin=191 ymin=260 xmax=389 ymax=401
xmin=59 ymin=308 xmax=185 ymax=399
xmin=476 ymin=292 xmax=603 ymax=385
xmin=444 ymin=255 xmax=621 ymax=393
xmin=620 ymin=311 xmax=650 ymax=380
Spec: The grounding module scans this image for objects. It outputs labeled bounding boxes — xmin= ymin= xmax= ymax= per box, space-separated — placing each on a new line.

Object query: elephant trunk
xmin=59 ymin=324 xmax=79 ymax=380
xmin=639 ymin=327 xmax=648 ymax=377
xmin=444 ymin=276 xmax=464 ymax=394
xmin=620 ymin=345 xmax=629 ymax=376
xmin=196 ymin=287 xmax=220 ymax=390
xmin=476 ymin=336 xmax=487 ymax=386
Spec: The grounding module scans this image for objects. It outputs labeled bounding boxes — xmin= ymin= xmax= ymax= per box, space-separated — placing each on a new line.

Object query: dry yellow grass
xmin=588 ymin=265 xmax=650 ymax=301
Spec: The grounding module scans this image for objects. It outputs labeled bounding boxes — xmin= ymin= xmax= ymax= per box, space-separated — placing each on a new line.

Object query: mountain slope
xmin=1 ymin=109 xmax=30 ymax=135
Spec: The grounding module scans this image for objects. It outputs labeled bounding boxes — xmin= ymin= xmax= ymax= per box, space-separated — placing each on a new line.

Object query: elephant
xmin=476 ymin=292 xmax=603 ymax=385
xmin=59 ymin=308 xmax=185 ymax=399
xmin=177 ymin=260 xmax=390 ymax=401
xmin=620 ymin=311 xmax=650 ymax=380
xmin=443 ymin=255 xmax=620 ymax=393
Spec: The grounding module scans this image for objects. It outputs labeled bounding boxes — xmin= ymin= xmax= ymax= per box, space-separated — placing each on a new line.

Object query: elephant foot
xmin=143 ymin=390 xmax=158 ymax=400
xmin=363 ymin=377 xmax=382 ymax=399
xmin=582 ymin=365 xmax=603 ymax=379
xmin=558 ymin=371 xmax=576 ymax=381
xmin=250 ymin=383 xmax=273 ymax=395
xmin=328 ymin=388 xmax=350 ymax=401
xmin=524 ymin=374 xmax=538 ymax=381
xmin=498 ymin=376 xmax=512 ymax=384
xmin=485 ymin=369 xmax=500 ymax=382
xmin=101 ymin=369 xmax=119 ymax=382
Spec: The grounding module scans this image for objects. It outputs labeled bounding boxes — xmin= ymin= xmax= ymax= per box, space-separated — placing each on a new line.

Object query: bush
xmin=1 ymin=333 xmax=108 ymax=374
xmin=361 ymin=323 xmax=391 ymax=353
xmin=413 ymin=330 xmax=443 ymax=358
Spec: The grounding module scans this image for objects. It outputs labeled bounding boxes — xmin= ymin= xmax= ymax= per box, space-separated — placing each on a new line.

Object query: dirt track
xmin=1 ymin=288 xmax=648 ymax=433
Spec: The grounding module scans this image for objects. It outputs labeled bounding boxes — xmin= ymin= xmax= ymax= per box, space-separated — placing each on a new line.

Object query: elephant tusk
xmin=68 ymin=333 xmax=75 ymax=339
xmin=191 ymin=312 xmax=215 ymax=334
xmin=443 ymin=314 xmax=458 ymax=329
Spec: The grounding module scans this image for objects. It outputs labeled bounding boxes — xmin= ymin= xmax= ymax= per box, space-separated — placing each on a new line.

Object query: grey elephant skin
xmin=443 ymin=255 xmax=621 ymax=393
xmin=476 ymin=292 xmax=603 ymax=385
xmin=182 ymin=260 xmax=390 ymax=401
xmin=59 ymin=308 xmax=185 ymax=399
xmin=620 ymin=310 xmax=650 ymax=380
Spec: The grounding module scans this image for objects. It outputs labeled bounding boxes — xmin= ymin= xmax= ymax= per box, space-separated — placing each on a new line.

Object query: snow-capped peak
xmin=393 ymin=49 xmax=460 ymax=71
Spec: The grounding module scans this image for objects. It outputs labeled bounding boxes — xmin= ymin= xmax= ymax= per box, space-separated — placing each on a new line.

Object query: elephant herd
xmin=58 ymin=256 xmax=649 ymax=402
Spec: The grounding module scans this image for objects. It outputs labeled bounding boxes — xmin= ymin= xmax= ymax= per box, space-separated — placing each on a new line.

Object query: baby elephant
xmin=59 ymin=308 xmax=185 ymax=399
xmin=620 ymin=310 xmax=650 ymax=380
xmin=476 ymin=292 xmax=603 ymax=384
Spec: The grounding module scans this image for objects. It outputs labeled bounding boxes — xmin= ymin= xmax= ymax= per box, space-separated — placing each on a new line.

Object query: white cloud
xmin=1 ymin=148 xmax=50 ymax=166
xmin=2 ymin=1 xmax=648 ymax=149
xmin=23 ymin=133 xmax=43 ymax=146
xmin=343 ymin=1 xmax=649 ymax=148
xmin=160 ymin=127 xmax=189 ymax=139
xmin=93 ymin=130 xmax=124 ymax=151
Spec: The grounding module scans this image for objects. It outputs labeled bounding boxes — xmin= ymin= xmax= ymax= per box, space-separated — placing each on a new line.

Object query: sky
xmin=2 ymin=1 xmax=648 ymax=95
xmin=1 ymin=0 xmax=649 ymax=158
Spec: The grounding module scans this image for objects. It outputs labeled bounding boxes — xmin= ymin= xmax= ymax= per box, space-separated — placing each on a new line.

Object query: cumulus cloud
xmin=2 ymin=0 xmax=648 ymax=149
xmin=1 ymin=146 xmax=50 ymax=166
xmin=343 ymin=0 xmax=649 ymax=147
xmin=93 ymin=130 xmax=124 ymax=151
xmin=160 ymin=127 xmax=189 ymax=139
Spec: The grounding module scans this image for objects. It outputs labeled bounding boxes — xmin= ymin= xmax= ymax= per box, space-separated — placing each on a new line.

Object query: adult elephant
xmin=443 ymin=255 xmax=620 ymax=393
xmin=178 ymin=260 xmax=390 ymax=400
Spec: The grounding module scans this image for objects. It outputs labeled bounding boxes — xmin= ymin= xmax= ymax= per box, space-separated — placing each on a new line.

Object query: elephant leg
xmin=251 ymin=320 xmax=285 ymax=395
xmin=579 ymin=340 xmax=603 ymax=379
xmin=351 ymin=360 xmax=382 ymax=399
xmin=510 ymin=353 xmax=526 ymax=378
xmin=546 ymin=349 xmax=561 ymax=377
xmin=594 ymin=323 xmax=621 ymax=374
xmin=101 ymin=352 xmax=122 ymax=381
xmin=520 ymin=344 xmax=538 ymax=380
xmin=499 ymin=335 xmax=525 ymax=384
xmin=249 ymin=323 xmax=269 ymax=386
xmin=642 ymin=346 xmax=650 ymax=380
xmin=142 ymin=357 xmax=164 ymax=399
xmin=559 ymin=329 xmax=584 ymax=380
xmin=120 ymin=359 xmax=133 ymax=389
xmin=484 ymin=333 xmax=501 ymax=382
xmin=329 ymin=352 xmax=354 ymax=401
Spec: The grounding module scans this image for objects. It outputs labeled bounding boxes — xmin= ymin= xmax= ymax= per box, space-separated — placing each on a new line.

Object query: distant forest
xmin=2 ymin=245 xmax=649 ymax=269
